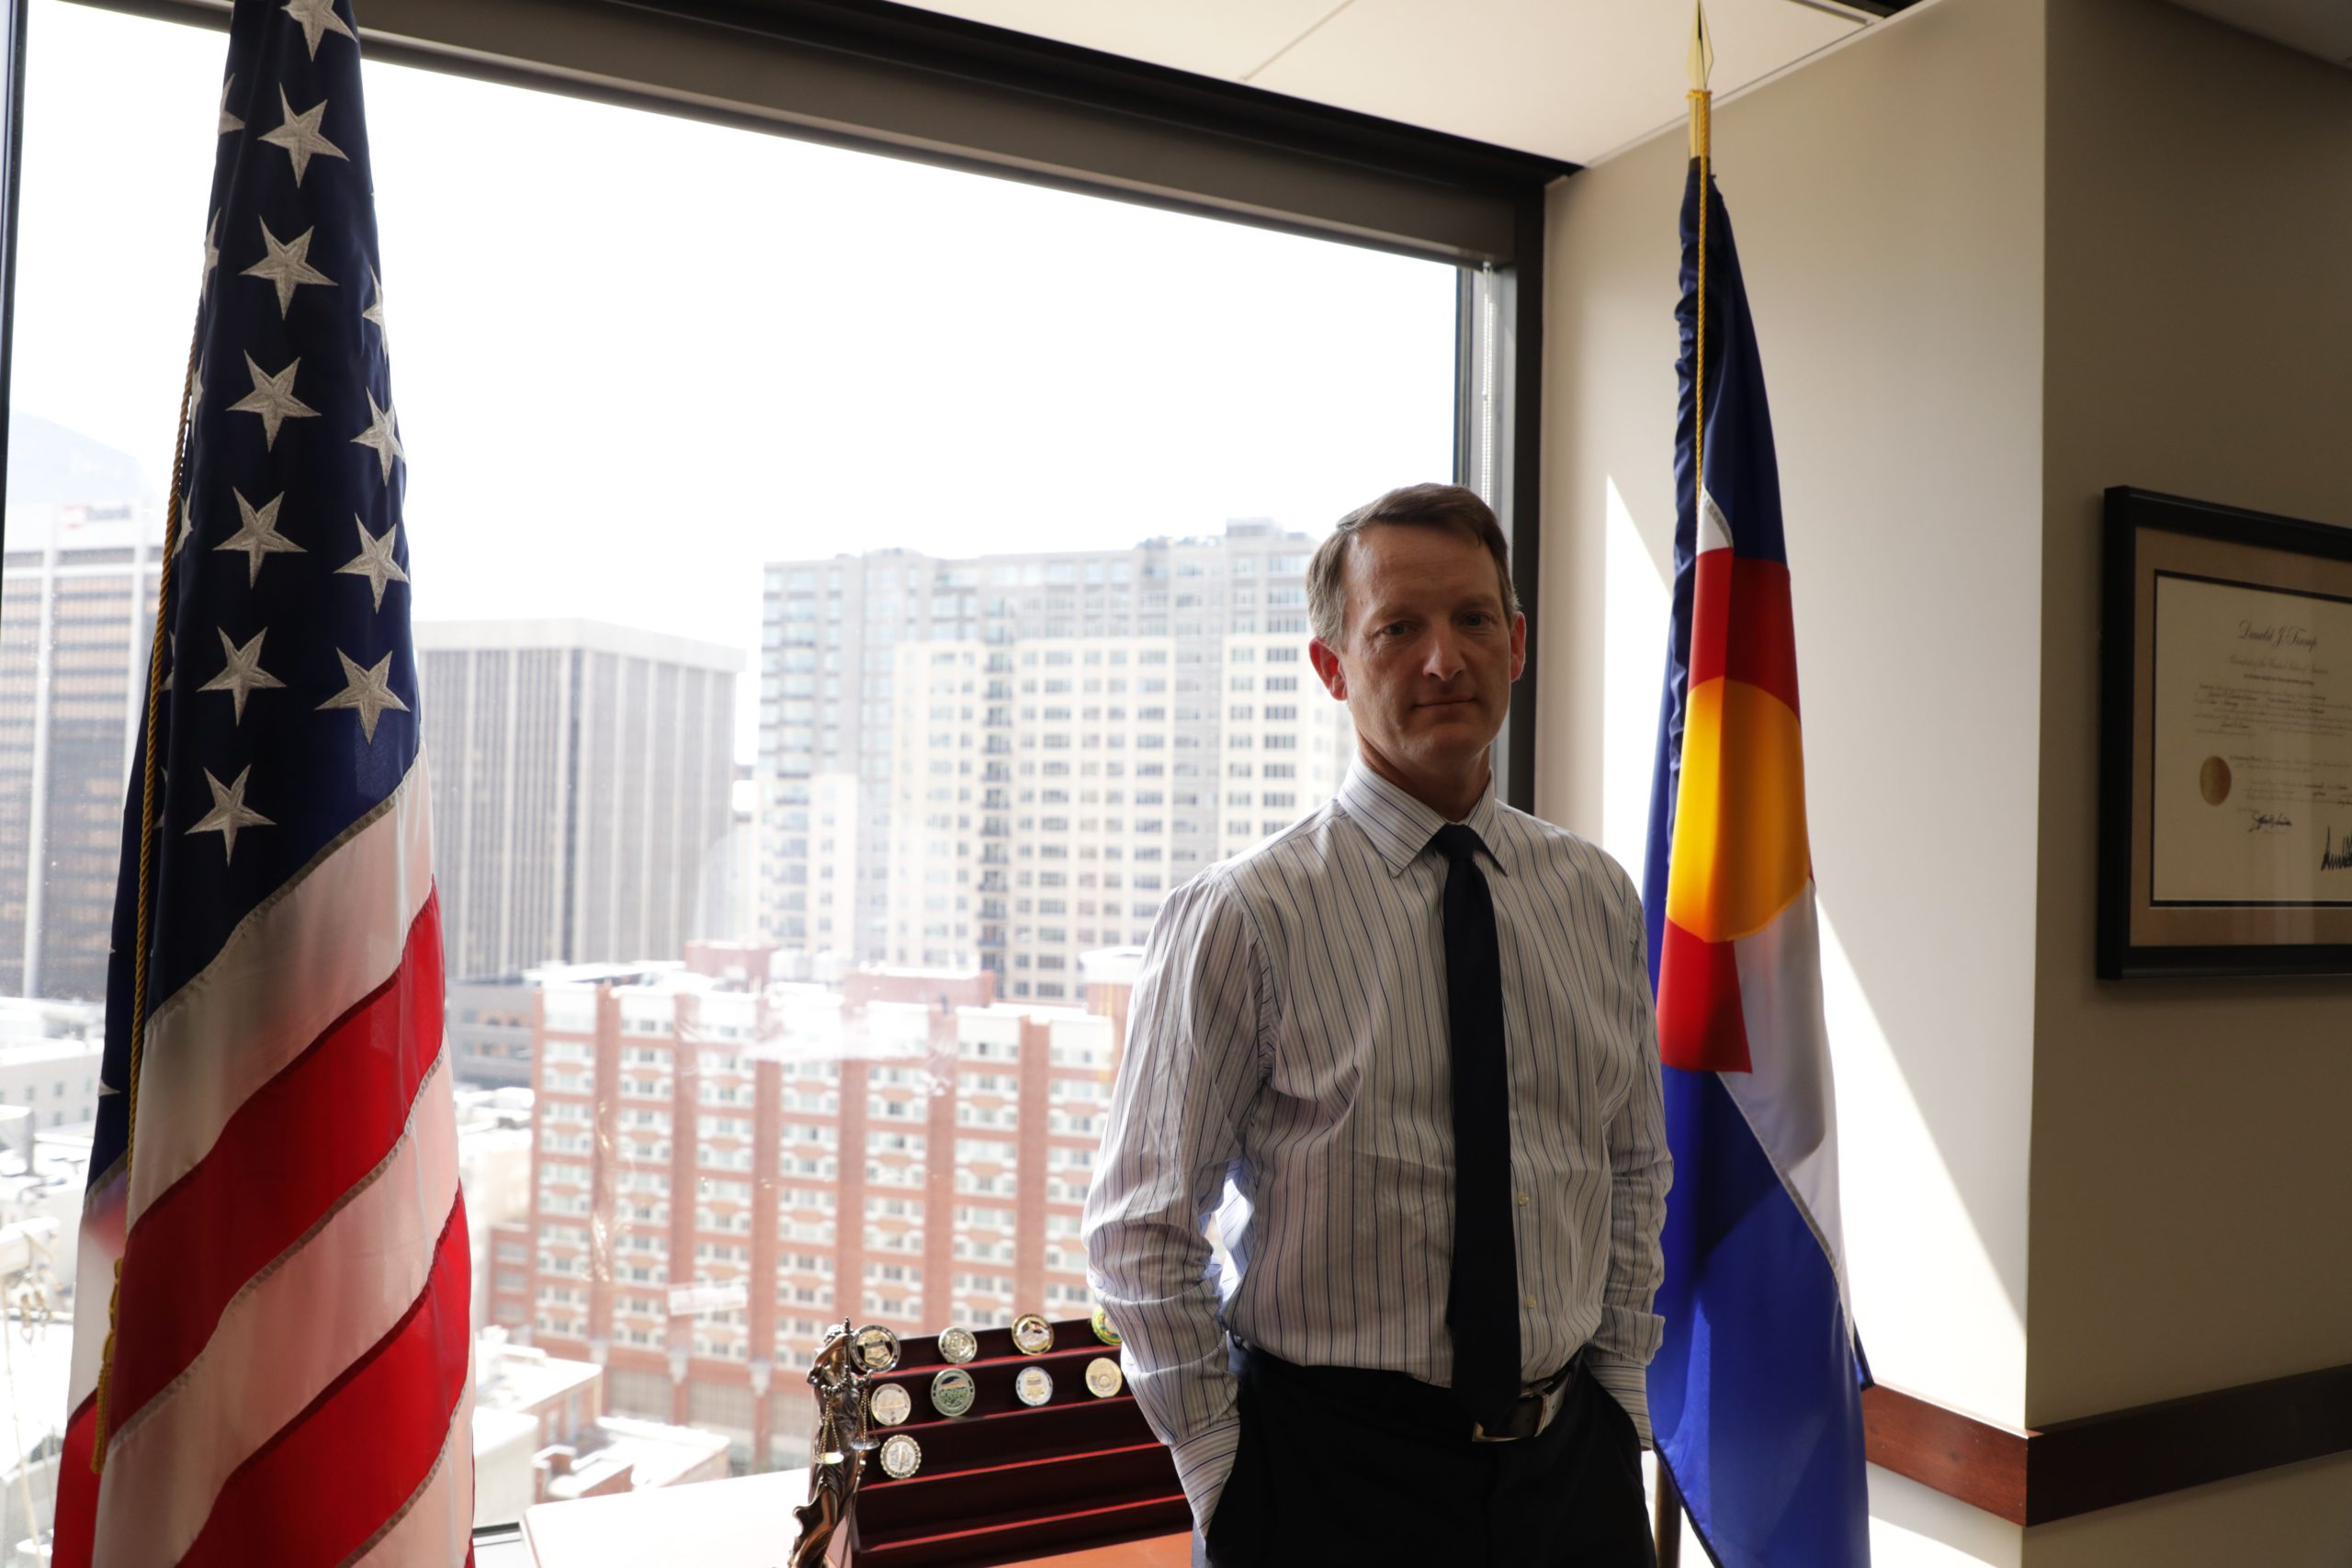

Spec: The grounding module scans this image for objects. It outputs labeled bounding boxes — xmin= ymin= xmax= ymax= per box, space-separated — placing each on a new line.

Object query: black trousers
xmin=1200 ymin=1345 xmax=1655 ymax=1568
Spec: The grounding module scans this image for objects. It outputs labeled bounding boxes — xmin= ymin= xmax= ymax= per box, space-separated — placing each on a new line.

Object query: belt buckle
xmin=1469 ymin=1393 xmax=1541 ymax=1444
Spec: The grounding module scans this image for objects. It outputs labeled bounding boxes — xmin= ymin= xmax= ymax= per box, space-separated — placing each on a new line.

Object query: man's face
xmin=1309 ymin=525 xmax=1526 ymax=784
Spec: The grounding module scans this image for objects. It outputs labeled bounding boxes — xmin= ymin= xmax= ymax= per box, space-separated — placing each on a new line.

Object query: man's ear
xmin=1308 ymin=637 xmax=1347 ymax=701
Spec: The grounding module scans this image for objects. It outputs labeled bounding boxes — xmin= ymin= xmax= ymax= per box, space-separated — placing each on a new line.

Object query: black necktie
xmin=1430 ymin=823 xmax=1521 ymax=1428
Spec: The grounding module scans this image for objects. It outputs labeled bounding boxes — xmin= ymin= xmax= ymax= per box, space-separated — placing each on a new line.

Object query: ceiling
xmin=890 ymin=0 xmax=1876 ymax=166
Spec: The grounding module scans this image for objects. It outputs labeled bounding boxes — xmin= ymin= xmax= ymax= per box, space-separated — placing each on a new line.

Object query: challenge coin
xmin=1014 ymin=1365 xmax=1055 ymax=1406
xmin=869 ymin=1382 xmax=912 ymax=1427
xmin=937 ymin=1325 xmax=979 ymax=1364
xmin=930 ymin=1367 xmax=977 ymax=1417
xmin=878 ymin=1432 xmax=922 ymax=1479
xmin=1012 ymin=1313 xmax=1055 ymax=1355
xmin=1084 ymin=1357 xmax=1124 ymax=1398
xmin=1090 ymin=1304 xmax=1122 ymax=1347
xmin=853 ymin=1324 xmax=901 ymax=1374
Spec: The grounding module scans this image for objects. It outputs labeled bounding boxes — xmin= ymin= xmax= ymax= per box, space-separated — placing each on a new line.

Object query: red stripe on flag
xmin=101 ymin=895 xmax=445 ymax=1433
xmin=51 ymin=1395 xmax=98 ymax=1568
xmin=1684 ymin=552 xmax=1801 ymax=718
xmin=1657 ymin=918 xmax=1753 ymax=1074
xmin=175 ymin=1193 xmax=471 ymax=1568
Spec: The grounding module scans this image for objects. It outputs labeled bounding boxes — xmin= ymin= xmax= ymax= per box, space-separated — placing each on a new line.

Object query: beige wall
xmin=2025 ymin=0 xmax=2352 ymax=1558
xmin=1543 ymin=0 xmax=2352 ymax=1560
xmin=2032 ymin=0 xmax=2352 ymax=1420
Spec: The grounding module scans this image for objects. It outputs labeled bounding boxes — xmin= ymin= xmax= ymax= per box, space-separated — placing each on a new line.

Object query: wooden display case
xmin=838 ymin=1319 xmax=1189 ymax=1567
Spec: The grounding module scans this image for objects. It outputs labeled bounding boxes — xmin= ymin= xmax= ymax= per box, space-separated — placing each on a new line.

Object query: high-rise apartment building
xmin=758 ymin=521 xmax=1352 ymax=994
xmin=491 ymin=944 xmax=1136 ymax=1469
xmin=416 ymin=619 xmax=743 ymax=980
xmin=0 ymin=501 xmax=164 ymax=1002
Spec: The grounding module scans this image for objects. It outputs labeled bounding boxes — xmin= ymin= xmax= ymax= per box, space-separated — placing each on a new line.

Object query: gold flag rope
xmin=1658 ymin=17 xmax=1713 ymax=1567
xmin=89 ymin=314 xmax=202 ymax=1474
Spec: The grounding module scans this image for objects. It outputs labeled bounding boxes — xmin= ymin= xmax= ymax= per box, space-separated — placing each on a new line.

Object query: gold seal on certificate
xmin=868 ymin=1382 xmax=912 ymax=1427
xmin=878 ymin=1433 xmax=922 ymax=1479
xmin=1084 ymin=1357 xmax=1124 ymax=1398
xmin=1014 ymin=1365 xmax=1055 ymax=1406
xmin=852 ymin=1324 xmax=901 ymax=1374
xmin=1090 ymin=1305 xmax=1122 ymax=1347
xmin=929 ymin=1367 xmax=976 ymax=1417
xmin=936 ymin=1325 xmax=979 ymax=1364
xmin=1012 ymin=1313 xmax=1055 ymax=1355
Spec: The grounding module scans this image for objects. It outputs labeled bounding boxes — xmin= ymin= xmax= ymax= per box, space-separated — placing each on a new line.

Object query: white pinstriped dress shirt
xmin=1082 ymin=761 xmax=1672 ymax=1532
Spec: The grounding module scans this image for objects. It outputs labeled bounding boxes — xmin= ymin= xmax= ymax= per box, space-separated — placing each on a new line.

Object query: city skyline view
xmin=11 ymin=0 xmax=1457 ymax=769
xmin=0 ymin=0 xmax=1465 ymax=1544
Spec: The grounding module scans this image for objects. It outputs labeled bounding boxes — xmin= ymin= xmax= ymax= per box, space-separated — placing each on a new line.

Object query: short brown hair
xmin=1306 ymin=483 xmax=1518 ymax=647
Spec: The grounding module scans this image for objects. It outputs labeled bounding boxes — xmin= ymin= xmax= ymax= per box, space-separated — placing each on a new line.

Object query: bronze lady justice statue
xmin=788 ymin=1320 xmax=899 ymax=1567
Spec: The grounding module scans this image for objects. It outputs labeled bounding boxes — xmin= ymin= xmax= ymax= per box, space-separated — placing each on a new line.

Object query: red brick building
xmin=490 ymin=944 xmax=1143 ymax=1466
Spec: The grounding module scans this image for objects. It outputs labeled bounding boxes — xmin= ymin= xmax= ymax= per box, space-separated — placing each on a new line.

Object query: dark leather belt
xmin=1469 ymin=1349 xmax=1582 ymax=1443
xmin=1239 ymin=1343 xmax=1583 ymax=1447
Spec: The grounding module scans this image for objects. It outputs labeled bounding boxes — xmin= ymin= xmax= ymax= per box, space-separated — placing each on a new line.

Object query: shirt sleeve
xmin=1082 ymin=869 xmax=1267 ymax=1535
xmin=1586 ymin=893 xmax=1672 ymax=1448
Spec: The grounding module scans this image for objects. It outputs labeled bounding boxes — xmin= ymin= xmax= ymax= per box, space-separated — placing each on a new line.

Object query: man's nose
xmin=1422 ymin=629 xmax=1465 ymax=682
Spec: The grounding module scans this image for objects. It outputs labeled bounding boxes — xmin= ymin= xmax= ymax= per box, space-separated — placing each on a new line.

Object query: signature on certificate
xmin=2322 ymin=828 xmax=2352 ymax=873
xmin=2245 ymin=811 xmax=2292 ymax=834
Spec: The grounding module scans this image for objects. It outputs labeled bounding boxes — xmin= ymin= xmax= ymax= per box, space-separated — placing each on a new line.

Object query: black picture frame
xmin=2098 ymin=486 xmax=2352 ymax=978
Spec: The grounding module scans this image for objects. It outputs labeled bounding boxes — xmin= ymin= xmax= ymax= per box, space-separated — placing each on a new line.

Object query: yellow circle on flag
xmin=1665 ymin=677 xmax=1812 ymax=943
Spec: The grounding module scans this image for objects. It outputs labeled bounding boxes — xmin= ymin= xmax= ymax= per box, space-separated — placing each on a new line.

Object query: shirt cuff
xmin=1169 ymin=1419 xmax=1242 ymax=1538
xmin=1583 ymin=1352 xmax=1656 ymax=1450
xmin=1594 ymin=1302 xmax=1664 ymax=1365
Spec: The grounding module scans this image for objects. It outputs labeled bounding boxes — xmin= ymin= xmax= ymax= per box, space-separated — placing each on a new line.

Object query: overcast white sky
xmin=10 ymin=0 xmax=1457 ymax=752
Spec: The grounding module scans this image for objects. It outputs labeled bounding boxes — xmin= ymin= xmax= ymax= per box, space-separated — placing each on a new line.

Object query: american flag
xmin=52 ymin=1 xmax=472 ymax=1562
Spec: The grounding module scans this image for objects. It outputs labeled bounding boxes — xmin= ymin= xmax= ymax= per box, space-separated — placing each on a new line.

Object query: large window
xmin=0 ymin=0 xmax=1464 ymax=1539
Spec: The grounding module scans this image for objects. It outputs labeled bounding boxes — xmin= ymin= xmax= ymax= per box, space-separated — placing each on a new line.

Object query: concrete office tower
xmin=758 ymin=521 xmax=1352 ymax=996
xmin=492 ymin=951 xmax=1126 ymax=1469
xmin=0 ymin=497 xmax=165 ymax=1003
xmin=416 ymin=619 xmax=743 ymax=981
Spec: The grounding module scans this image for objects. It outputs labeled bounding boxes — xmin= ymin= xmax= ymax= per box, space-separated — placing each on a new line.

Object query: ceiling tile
xmin=893 ymin=0 xmax=1351 ymax=83
xmin=1227 ymin=0 xmax=1857 ymax=164
xmin=891 ymin=0 xmax=1867 ymax=165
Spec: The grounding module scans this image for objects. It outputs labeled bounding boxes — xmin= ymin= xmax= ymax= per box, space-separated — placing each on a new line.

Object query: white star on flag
xmin=198 ymin=627 xmax=287 ymax=724
xmin=242 ymin=220 xmax=336 ymax=317
xmin=317 ymin=649 xmax=410 ymax=741
xmin=228 ymin=353 xmax=319 ymax=449
xmin=218 ymin=75 xmax=243 ymax=136
xmin=259 ymin=87 xmax=347 ymax=186
xmin=362 ymin=265 xmax=388 ymax=345
xmin=216 ymin=489 xmax=307 ymax=586
xmin=334 ymin=517 xmax=410 ymax=610
xmin=186 ymin=765 xmax=274 ymax=863
xmin=175 ymin=491 xmax=198 ymax=555
xmin=202 ymin=211 xmax=222 ymax=297
xmin=349 ymin=389 xmax=403 ymax=482
xmin=281 ymin=0 xmax=356 ymax=58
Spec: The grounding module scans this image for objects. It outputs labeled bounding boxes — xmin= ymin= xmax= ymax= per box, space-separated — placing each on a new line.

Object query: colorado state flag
xmin=1640 ymin=153 xmax=1871 ymax=1564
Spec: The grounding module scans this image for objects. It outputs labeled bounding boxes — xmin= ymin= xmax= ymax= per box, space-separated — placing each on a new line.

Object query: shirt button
xmin=1517 ymin=1191 xmax=1529 ymax=1206
xmin=1523 ymin=1294 xmax=1537 ymax=1309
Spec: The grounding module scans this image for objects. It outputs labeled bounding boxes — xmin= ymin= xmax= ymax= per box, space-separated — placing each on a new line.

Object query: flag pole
xmin=1655 ymin=10 xmax=1712 ymax=1562
xmin=87 ymin=317 xmax=199 ymax=1473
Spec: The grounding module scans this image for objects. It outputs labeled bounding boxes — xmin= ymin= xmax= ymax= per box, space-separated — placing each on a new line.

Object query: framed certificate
xmin=2100 ymin=488 xmax=2352 ymax=977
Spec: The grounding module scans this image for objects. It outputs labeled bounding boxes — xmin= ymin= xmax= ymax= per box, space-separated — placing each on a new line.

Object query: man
xmin=1083 ymin=483 xmax=1669 ymax=1566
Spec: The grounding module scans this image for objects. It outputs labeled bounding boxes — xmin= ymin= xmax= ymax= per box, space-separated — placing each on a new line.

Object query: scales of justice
xmin=787 ymin=1318 xmax=902 ymax=1567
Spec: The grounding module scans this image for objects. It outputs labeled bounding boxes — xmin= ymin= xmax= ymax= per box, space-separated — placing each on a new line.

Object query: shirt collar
xmin=1337 ymin=758 xmax=1510 ymax=878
